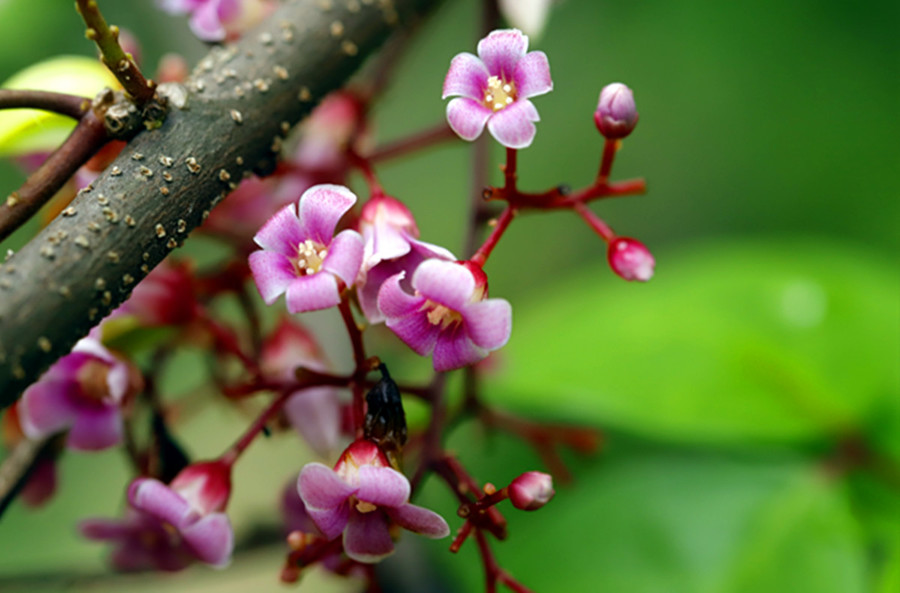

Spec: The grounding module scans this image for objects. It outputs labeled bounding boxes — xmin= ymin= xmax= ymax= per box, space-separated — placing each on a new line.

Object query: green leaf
xmin=427 ymin=430 xmax=867 ymax=593
xmin=0 ymin=56 xmax=119 ymax=157
xmin=488 ymin=238 xmax=900 ymax=446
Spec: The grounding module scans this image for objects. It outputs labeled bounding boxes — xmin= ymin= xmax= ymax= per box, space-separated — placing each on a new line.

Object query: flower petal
xmin=285 ymin=273 xmax=340 ymax=313
xmin=384 ymin=310 xmax=440 ymax=357
xmin=487 ymin=98 xmax=540 ymax=149
xmin=442 ymin=52 xmax=489 ymax=100
xmin=19 ymin=379 xmax=77 ymax=439
xmin=376 ymin=272 xmax=423 ymax=319
xmin=79 ymin=517 xmax=132 ymax=541
xmin=463 ymin=298 xmax=512 ymax=350
xmin=188 ymin=0 xmax=226 ymax=41
xmin=357 ymin=466 xmax=410 ymax=508
xmin=181 ymin=512 xmax=234 ymax=568
xmin=297 ymin=184 xmax=357 ymax=245
xmin=298 ymin=463 xmax=356 ymax=510
xmin=432 ymin=325 xmax=487 ymax=371
xmin=249 ymin=250 xmax=297 ymax=305
xmin=386 ymin=503 xmax=450 ymax=538
xmin=343 ymin=509 xmax=395 ymax=563
xmin=513 ymin=50 xmax=552 ymax=98
xmin=128 ymin=478 xmax=193 ymax=528
xmin=412 ymin=259 xmax=474 ymax=310
xmin=306 ymin=502 xmax=350 ymax=541
xmin=446 ymin=97 xmax=492 ymax=142
xmin=284 ymin=388 xmax=342 ymax=456
xmin=253 ymin=203 xmax=302 ymax=256
xmin=321 ymin=229 xmax=364 ymax=287
xmin=477 ymin=29 xmax=528 ymax=79
xmin=67 ymin=404 xmax=123 ymax=451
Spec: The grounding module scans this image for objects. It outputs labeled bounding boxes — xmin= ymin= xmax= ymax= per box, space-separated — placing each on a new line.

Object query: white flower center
xmin=483 ymin=76 xmax=517 ymax=112
xmin=295 ymin=239 xmax=327 ymax=276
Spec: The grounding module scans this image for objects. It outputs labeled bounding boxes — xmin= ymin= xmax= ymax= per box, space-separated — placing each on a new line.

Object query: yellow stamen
xmin=483 ymin=76 xmax=517 ymax=112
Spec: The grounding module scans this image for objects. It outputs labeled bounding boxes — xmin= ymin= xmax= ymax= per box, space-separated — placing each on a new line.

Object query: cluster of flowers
xmin=4 ymin=13 xmax=645 ymax=587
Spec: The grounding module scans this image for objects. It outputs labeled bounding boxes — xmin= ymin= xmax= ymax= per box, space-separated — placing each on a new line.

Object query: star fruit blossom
xmin=158 ymin=0 xmax=274 ymax=42
xmin=18 ymin=335 xmax=135 ymax=451
xmin=442 ymin=28 xmax=553 ymax=149
xmin=378 ymin=259 xmax=512 ymax=372
xmin=298 ymin=440 xmax=449 ymax=563
xmin=356 ymin=194 xmax=455 ymax=324
xmin=260 ymin=318 xmax=343 ymax=456
xmin=81 ymin=461 xmax=235 ymax=570
xmin=249 ymin=184 xmax=364 ymax=314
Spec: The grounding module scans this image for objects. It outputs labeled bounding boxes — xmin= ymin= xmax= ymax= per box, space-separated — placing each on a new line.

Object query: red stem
xmin=503 ymin=147 xmax=517 ymax=192
xmin=470 ymin=206 xmax=516 ymax=266
xmin=338 ymin=295 xmax=370 ymax=434
xmin=348 ymin=151 xmax=384 ymax=197
xmin=572 ymin=201 xmax=615 ymax=243
xmin=0 ymin=89 xmax=89 ymax=119
xmin=220 ymin=388 xmax=294 ymax=466
xmin=597 ymin=138 xmax=618 ymax=183
xmin=367 ymin=123 xmax=458 ymax=163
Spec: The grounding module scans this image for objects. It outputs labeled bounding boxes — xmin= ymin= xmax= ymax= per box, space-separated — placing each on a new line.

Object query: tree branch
xmin=0 ymin=89 xmax=90 ymax=120
xmin=0 ymin=0 xmax=444 ymax=408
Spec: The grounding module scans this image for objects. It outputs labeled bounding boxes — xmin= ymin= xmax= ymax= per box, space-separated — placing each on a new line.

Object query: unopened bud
xmin=509 ymin=471 xmax=555 ymax=511
xmin=594 ymin=83 xmax=638 ymax=139
xmin=607 ymin=237 xmax=655 ymax=282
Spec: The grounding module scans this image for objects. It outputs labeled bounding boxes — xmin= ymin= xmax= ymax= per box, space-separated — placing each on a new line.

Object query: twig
xmin=74 ymin=0 xmax=156 ymax=106
xmin=0 ymin=89 xmax=90 ymax=120
xmin=0 ymin=110 xmax=108 ymax=242
xmin=0 ymin=437 xmax=48 ymax=519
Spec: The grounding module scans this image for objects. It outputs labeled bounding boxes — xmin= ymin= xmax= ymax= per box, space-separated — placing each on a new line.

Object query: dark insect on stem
xmin=363 ymin=364 xmax=408 ymax=463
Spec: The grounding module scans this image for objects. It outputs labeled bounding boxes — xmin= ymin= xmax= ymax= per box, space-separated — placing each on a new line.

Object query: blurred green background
xmin=0 ymin=0 xmax=898 ymax=592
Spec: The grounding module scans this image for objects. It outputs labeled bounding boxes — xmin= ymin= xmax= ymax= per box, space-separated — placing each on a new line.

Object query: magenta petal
xmin=253 ymin=203 xmax=302 ymax=257
xmin=477 ymin=29 xmax=528 ymax=79
xmin=284 ymin=388 xmax=341 ymax=456
xmin=442 ymin=52 xmax=489 ymax=100
xmin=446 ymin=98 xmax=492 ymax=142
xmin=363 ymin=224 xmax=411 ymax=269
xmin=181 ymin=513 xmax=234 ymax=568
xmin=306 ymin=502 xmax=350 ymax=540
xmin=513 ymin=51 xmax=553 ymax=98
xmin=19 ymin=380 xmax=77 ymax=439
xmin=189 ymin=0 xmax=226 ymax=41
xmin=463 ymin=298 xmax=512 ymax=350
xmin=413 ymin=259 xmax=474 ymax=310
xmin=357 ymin=466 xmax=410 ymax=508
xmin=285 ymin=273 xmax=340 ymax=313
xmin=386 ymin=503 xmax=450 ymax=538
xmin=249 ymin=250 xmax=296 ymax=304
xmin=67 ymin=405 xmax=123 ymax=451
xmin=376 ymin=273 xmax=422 ymax=319
xmin=297 ymin=184 xmax=357 ymax=244
xmin=129 ymin=479 xmax=192 ymax=528
xmin=343 ymin=510 xmax=395 ymax=563
xmin=321 ymin=229 xmax=364 ymax=287
xmin=79 ymin=517 xmax=133 ymax=540
xmin=298 ymin=463 xmax=356 ymax=510
xmin=385 ymin=308 xmax=440 ymax=356
xmin=487 ymin=99 xmax=539 ymax=149
xmin=432 ymin=326 xmax=487 ymax=372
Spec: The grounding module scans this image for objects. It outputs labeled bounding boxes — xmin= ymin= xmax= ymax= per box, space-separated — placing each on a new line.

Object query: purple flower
xmin=594 ymin=82 xmax=639 ymax=139
xmin=356 ymin=195 xmax=456 ymax=324
xmin=157 ymin=0 xmax=272 ymax=42
xmin=298 ymin=440 xmax=449 ymax=563
xmin=19 ymin=336 xmax=136 ymax=451
xmin=607 ymin=237 xmax=655 ymax=282
xmin=80 ymin=509 xmax=196 ymax=572
xmin=249 ymin=184 xmax=364 ymax=314
xmin=125 ymin=461 xmax=235 ymax=568
xmin=261 ymin=318 xmax=344 ymax=456
xmin=378 ymin=259 xmax=512 ymax=372
xmin=442 ymin=28 xmax=553 ymax=149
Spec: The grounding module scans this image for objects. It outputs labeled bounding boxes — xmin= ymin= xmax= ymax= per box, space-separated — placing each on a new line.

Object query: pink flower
xmin=442 ymin=29 xmax=553 ymax=149
xmin=298 ymin=440 xmax=449 ymax=563
xmin=261 ymin=319 xmax=344 ymax=456
xmin=120 ymin=259 xmax=199 ymax=327
xmin=125 ymin=461 xmax=235 ymax=568
xmin=594 ymin=82 xmax=639 ymax=139
xmin=158 ymin=0 xmax=273 ymax=42
xmin=81 ymin=508 xmax=197 ymax=572
xmin=249 ymin=184 xmax=364 ymax=314
xmin=356 ymin=195 xmax=456 ymax=323
xmin=378 ymin=260 xmax=512 ymax=371
xmin=607 ymin=237 xmax=655 ymax=281
xmin=19 ymin=337 xmax=137 ymax=451
xmin=508 ymin=471 xmax=555 ymax=511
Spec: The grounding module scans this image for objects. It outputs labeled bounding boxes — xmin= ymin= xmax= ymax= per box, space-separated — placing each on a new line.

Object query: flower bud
xmin=594 ymin=83 xmax=638 ymax=139
xmin=509 ymin=471 xmax=555 ymax=511
xmin=168 ymin=460 xmax=233 ymax=515
xmin=607 ymin=237 xmax=655 ymax=282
